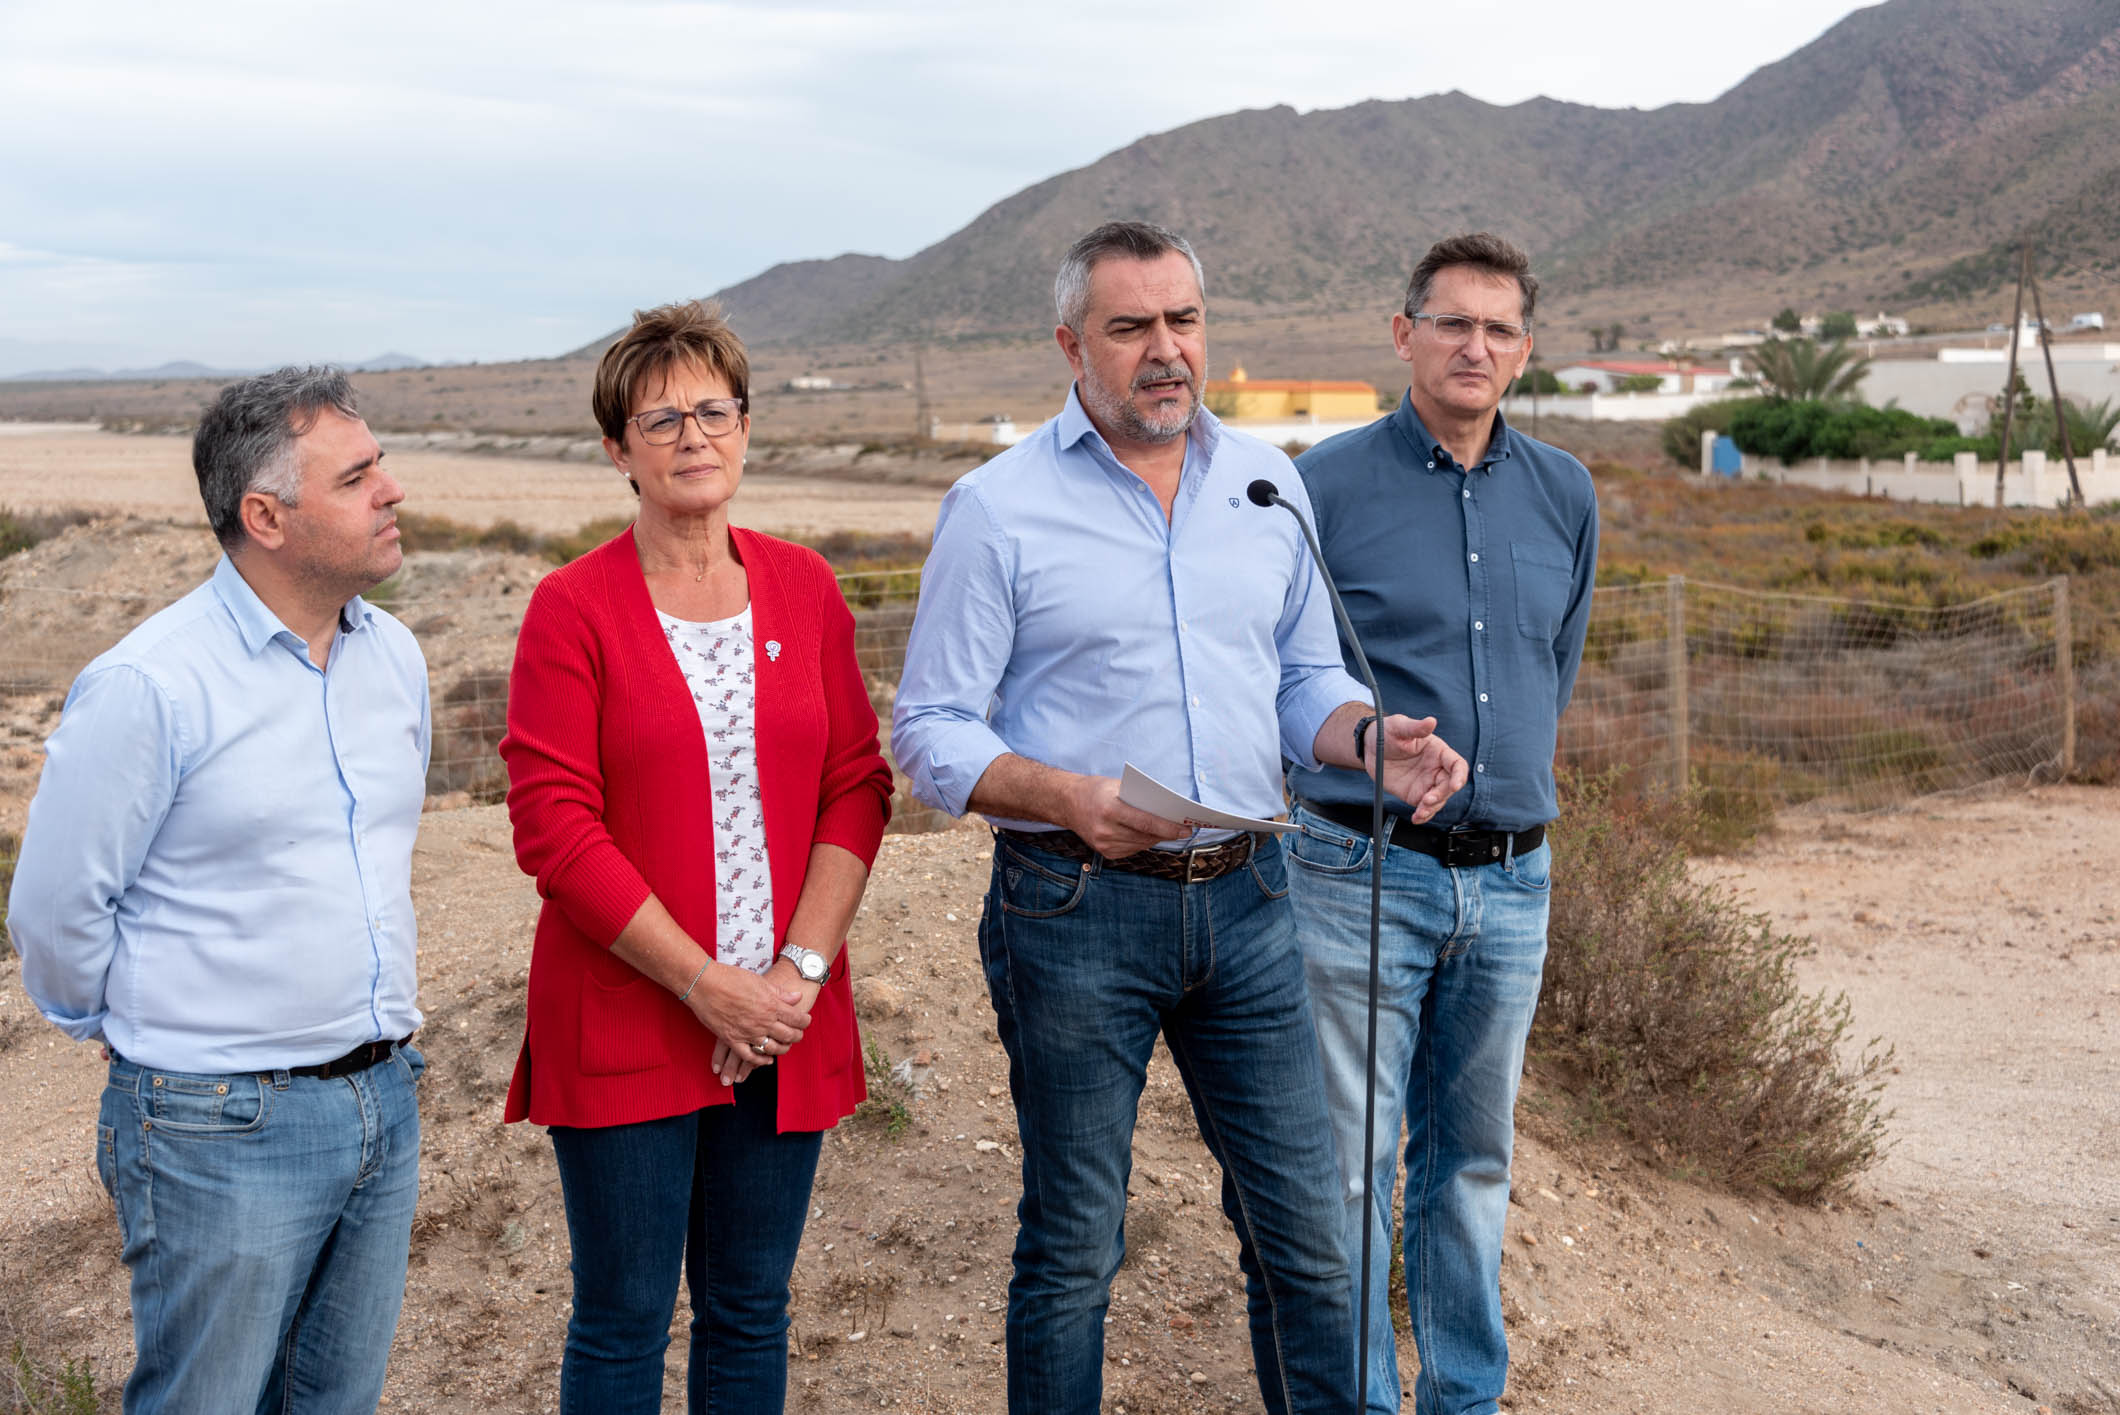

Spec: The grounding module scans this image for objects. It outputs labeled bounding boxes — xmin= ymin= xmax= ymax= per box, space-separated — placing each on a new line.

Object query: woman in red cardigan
xmin=499 ymin=299 xmax=893 ymax=1415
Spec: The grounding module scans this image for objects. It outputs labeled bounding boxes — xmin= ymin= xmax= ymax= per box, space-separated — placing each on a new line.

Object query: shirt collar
xmin=210 ymin=554 xmax=372 ymax=658
xmin=1056 ymin=381 xmax=1224 ymax=470
xmin=1392 ymin=394 xmax=1516 ymax=475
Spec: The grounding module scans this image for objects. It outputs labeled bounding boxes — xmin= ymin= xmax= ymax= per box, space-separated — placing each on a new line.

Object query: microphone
xmin=1249 ymin=475 xmax=1389 ymax=1409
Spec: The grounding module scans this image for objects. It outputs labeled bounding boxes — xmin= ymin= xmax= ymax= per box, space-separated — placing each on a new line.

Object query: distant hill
xmin=2 ymin=352 xmax=426 ymax=383
xmin=592 ymin=0 xmax=2120 ymax=350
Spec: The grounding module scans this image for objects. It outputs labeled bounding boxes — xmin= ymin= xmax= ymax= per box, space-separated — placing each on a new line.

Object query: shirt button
xmin=1474 ymin=620 xmax=1484 ymax=630
xmin=1479 ymin=693 xmax=1489 ymax=702
xmin=1427 ymin=461 xmax=1435 ymax=469
xmin=1469 ymin=553 xmax=1479 ymax=563
xmin=1462 ymin=489 xmax=1471 ymax=499
xmin=1477 ymin=762 xmax=1487 ymax=772
xmin=1191 ymin=695 xmax=1201 ymax=707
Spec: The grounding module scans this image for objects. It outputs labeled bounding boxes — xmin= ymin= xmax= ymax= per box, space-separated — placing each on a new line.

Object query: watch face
xmin=790 ymin=948 xmax=828 ymax=982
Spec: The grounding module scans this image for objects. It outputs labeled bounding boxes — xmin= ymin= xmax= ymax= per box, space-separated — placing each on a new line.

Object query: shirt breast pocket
xmin=1511 ymin=542 xmax=1574 ymax=642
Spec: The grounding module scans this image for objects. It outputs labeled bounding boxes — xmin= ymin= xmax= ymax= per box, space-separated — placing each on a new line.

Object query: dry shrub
xmin=1535 ymin=772 xmax=1892 ymax=1201
xmin=0 ymin=506 xmax=97 ymax=562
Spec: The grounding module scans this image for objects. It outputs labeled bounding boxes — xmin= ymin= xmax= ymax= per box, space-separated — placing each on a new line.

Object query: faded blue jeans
xmin=97 ymin=1044 xmax=424 ymax=1415
xmin=978 ymin=832 xmax=1355 ymax=1415
xmin=1285 ymin=803 xmax=1551 ymax=1415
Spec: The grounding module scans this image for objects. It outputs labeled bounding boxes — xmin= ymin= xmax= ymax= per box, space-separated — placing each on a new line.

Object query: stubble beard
xmin=1081 ymin=358 xmax=1201 ymax=446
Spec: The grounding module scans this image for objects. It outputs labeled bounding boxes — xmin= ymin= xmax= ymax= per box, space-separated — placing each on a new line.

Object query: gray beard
xmin=1080 ymin=359 xmax=1200 ymax=445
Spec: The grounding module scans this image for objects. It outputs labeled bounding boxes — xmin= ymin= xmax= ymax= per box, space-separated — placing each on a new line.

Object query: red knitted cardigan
xmin=499 ymin=525 xmax=893 ymax=1131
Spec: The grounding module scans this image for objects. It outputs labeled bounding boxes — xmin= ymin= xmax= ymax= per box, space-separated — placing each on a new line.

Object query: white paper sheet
xmin=1118 ymin=763 xmax=1297 ymax=835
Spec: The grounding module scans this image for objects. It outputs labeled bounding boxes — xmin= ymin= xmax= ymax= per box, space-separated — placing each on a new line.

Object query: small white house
xmin=1549 ymin=359 xmax=1745 ymax=396
xmin=2070 ymin=312 xmax=2106 ymax=332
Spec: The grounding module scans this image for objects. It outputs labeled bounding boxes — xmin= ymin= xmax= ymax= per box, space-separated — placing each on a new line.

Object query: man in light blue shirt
xmin=9 ymin=366 xmax=430 ymax=1414
xmin=893 ymin=221 xmax=1466 ymax=1415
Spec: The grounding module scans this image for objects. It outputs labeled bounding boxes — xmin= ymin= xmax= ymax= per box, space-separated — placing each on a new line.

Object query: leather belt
xmin=997 ymin=828 xmax=1261 ymax=883
xmin=1300 ymin=799 xmax=1545 ymax=869
xmin=285 ymin=1036 xmax=411 ymax=1080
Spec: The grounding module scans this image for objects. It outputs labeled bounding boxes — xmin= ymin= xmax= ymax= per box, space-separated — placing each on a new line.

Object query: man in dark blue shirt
xmin=1286 ymin=232 xmax=1598 ymax=1415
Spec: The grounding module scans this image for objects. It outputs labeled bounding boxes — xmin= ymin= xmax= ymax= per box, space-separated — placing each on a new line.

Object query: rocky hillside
xmin=647 ymin=0 xmax=2120 ymax=346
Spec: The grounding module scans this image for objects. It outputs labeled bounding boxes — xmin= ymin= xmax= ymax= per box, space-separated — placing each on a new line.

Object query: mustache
xmin=1132 ymin=362 xmax=1194 ymax=392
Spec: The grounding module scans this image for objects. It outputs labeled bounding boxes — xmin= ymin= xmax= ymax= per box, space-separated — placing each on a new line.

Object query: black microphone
xmin=1249 ymin=475 xmax=1390 ymax=1410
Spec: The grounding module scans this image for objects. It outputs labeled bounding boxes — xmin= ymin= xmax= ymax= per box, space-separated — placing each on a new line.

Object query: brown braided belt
xmin=996 ymin=828 xmax=1262 ymax=883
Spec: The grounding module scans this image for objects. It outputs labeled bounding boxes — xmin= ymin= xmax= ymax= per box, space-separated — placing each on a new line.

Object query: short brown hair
xmin=591 ymin=299 xmax=750 ymax=444
xmin=1403 ymin=232 xmax=1538 ymax=326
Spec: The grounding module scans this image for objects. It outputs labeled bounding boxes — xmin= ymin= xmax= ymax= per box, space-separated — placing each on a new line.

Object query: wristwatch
xmin=779 ymin=944 xmax=830 ymax=984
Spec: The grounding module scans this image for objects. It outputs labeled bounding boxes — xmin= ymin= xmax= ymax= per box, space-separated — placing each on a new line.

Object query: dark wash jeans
xmin=548 ymin=1065 xmax=823 ymax=1415
xmin=978 ymin=832 xmax=1356 ymax=1415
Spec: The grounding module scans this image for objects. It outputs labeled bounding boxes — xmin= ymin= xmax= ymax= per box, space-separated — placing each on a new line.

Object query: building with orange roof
xmin=1203 ymin=367 xmax=1381 ymax=422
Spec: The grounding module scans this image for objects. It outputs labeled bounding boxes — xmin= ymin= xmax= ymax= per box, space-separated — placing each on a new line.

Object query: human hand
xmin=1065 ymin=774 xmax=1187 ymax=859
xmin=685 ymin=962 xmax=812 ymax=1082
xmin=1370 ymin=715 xmax=1469 ymax=824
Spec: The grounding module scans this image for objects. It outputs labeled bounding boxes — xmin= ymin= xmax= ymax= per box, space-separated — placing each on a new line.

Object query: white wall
xmin=1723 ymin=448 xmax=2119 ymax=508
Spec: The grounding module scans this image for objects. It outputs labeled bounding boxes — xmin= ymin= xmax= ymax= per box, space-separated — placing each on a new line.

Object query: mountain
xmin=2 ymin=353 xmax=427 ymax=383
xmin=618 ymin=0 xmax=2120 ymax=350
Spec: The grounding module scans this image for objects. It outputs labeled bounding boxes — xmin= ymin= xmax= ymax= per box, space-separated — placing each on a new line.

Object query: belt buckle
xmin=1442 ymin=830 xmax=1502 ymax=869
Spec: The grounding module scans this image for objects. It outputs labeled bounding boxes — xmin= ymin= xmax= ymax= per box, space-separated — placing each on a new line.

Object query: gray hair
xmin=193 ymin=366 xmax=359 ymax=550
xmin=1403 ymin=231 xmax=1540 ymax=326
xmin=1053 ymin=221 xmax=1206 ymax=333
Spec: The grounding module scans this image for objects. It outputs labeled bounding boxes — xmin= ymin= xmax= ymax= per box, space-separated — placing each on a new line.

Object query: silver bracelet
xmin=677 ymin=956 xmax=711 ymax=1002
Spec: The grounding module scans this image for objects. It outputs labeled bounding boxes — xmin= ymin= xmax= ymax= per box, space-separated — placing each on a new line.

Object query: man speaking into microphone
xmin=1288 ymin=232 xmax=1598 ymax=1415
xmin=892 ymin=219 xmax=1465 ymax=1415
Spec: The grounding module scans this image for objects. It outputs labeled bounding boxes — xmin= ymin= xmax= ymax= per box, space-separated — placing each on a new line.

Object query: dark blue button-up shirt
xmin=1288 ymin=396 xmax=1598 ymax=831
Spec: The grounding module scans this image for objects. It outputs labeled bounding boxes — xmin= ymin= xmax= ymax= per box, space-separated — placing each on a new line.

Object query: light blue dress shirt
xmin=891 ymin=387 xmax=1366 ymax=834
xmin=8 ymin=556 xmax=430 ymax=1073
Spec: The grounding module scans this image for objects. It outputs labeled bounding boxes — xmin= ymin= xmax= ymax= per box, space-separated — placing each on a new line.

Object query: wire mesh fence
xmin=0 ymin=570 xmax=2079 ymax=907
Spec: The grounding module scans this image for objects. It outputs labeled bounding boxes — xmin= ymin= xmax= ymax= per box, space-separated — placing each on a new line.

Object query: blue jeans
xmin=548 ymin=1064 xmax=823 ymax=1415
xmin=96 ymin=1045 xmax=424 ymax=1415
xmin=1285 ymin=803 xmax=1551 ymax=1415
xmin=978 ymin=833 xmax=1355 ymax=1415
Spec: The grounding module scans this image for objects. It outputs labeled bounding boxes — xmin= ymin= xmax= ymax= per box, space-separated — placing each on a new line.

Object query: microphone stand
xmin=1249 ymin=479 xmax=1386 ymax=1409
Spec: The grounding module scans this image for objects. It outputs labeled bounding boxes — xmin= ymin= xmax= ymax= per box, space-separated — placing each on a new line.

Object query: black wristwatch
xmin=779 ymin=944 xmax=830 ymax=984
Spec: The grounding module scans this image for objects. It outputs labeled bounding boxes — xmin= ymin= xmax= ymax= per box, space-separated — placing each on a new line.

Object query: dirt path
xmin=0 ymin=430 xmax=947 ymax=539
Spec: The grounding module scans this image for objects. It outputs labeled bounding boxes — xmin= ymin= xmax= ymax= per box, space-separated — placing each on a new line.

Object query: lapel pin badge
xmin=765 ymin=640 xmax=782 ymax=661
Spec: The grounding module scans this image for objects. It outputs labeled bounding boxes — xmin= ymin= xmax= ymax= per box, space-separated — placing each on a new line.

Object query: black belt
xmin=285 ymin=1036 xmax=411 ymax=1080
xmin=1300 ymin=799 xmax=1544 ymax=869
xmin=997 ymin=828 xmax=1261 ymax=883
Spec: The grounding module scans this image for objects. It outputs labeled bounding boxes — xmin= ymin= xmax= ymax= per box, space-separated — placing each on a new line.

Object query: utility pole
xmin=2025 ymin=262 xmax=2085 ymax=509
xmin=1994 ymin=246 xmax=2028 ymax=510
xmin=913 ymin=343 xmax=930 ymax=444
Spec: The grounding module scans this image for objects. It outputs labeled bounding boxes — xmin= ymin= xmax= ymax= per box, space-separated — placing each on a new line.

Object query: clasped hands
xmin=683 ymin=957 xmax=821 ymax=1086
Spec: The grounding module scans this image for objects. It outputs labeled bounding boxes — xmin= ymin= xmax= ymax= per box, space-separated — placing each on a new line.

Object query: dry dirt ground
xmin=1 ymin=458 xmax=2115 ymax=1412
xmin=3 ymin=796 xmax=2116 ymax=1414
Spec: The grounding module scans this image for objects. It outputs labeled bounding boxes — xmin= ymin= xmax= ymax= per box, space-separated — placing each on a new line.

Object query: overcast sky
xmin=0 ymin=0 xmax=1879 ymax=375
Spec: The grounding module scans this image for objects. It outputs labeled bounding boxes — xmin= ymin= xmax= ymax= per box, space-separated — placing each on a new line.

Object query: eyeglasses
xmin=1406 ymin=312 xmax=1531 ymax=352
xmin=628 ymin=398 xmax=744 ymax=444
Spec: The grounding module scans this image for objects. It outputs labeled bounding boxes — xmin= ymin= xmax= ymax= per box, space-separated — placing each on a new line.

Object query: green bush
xmin=1535 ymin=774 xmax=1892 ymax=1201
xmin=1728 ymin=401 xmax=1956 ymax=463
xmin=1659 ymin=397 xmax=1752 ymax=467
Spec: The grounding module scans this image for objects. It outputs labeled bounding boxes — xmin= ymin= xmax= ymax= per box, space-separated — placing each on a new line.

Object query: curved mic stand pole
xmin=1258 ymin=485 xmax=1386 ymax=1408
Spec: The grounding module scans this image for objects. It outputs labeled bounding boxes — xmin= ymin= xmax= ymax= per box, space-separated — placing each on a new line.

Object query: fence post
xmin=1699 ymin=428 xmax=1715 ymax=478
xmin=1667 ymin=575 xmax=1688 ymax=793
xmin=1954 ymin=451 xmax=1976 ymax=506
xmin=2055 ymin=576 xmax=2075 ymax=778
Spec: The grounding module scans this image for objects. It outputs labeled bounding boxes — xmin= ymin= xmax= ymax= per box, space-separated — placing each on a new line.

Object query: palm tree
xmin=1746 ymin=337 xmax=1872 ymax=402
xmin=2059 ymin=396 xmax=2120 ymax=455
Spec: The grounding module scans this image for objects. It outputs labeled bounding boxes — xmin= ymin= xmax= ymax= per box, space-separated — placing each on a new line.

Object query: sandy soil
xmin=4 ymin=794 xmax=2116 ymax=1413
xmin=0 ymin=431 xmax=949 ymax=539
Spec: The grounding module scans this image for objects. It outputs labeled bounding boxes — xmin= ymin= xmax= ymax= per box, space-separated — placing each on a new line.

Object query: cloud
xmin=0 ymin=0 xmax=1879 ymax=367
